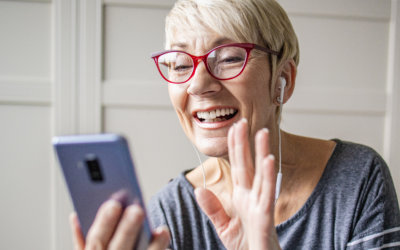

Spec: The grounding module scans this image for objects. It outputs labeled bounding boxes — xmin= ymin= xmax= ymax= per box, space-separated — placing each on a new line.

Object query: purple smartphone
xmin=53 ymin=134 xmax=151 ymax=249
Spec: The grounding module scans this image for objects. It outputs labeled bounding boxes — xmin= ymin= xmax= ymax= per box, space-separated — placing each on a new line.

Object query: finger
xmin=69 ymin=212 xmax=85 ymax=250
xmin=195 ymin=188 xmax=230 ymax=233
xmin=232 ymin=119 xmax=254 ymax=189
xmin=228 ymin=122 xmax=240 ymax=186
xmin=252 ymin=128 xmax=270 ymax=198
xmin=108 ymin=204 xmax=145 ymax=250
xmin=86 ymin=200 xmax=123 ymax=249
xmin=228 ymin=122 xmax=236 ymax=171
xmin=255 ymin=128 xmax=270 ymax=165
xmin=148 ymin=226 xmax=171 ymax=250
xmin=260 ymin=155 xmax=277 ymax=212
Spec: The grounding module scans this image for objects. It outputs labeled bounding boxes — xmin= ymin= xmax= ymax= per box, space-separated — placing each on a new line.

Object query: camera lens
xmin=85 ymin=156 xmax=104 ymax=182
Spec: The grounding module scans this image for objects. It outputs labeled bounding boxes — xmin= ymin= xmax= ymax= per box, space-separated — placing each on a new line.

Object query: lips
xmin=195 ymin=107 xmax=238 ymax=123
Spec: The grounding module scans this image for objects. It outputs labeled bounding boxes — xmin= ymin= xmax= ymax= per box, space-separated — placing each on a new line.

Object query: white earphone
xmin=279 ymin=77 xmax=286 ymax=104
xmin=275 ymin=77 xmax=286 ymax=203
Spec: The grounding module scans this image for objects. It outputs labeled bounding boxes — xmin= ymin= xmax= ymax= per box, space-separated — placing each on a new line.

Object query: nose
xmin=187 ymin=60 xmax=222 ymax=96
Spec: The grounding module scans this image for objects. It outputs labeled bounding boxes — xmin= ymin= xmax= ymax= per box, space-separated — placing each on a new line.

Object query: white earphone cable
xmin=191 ymin=143 xmax=207 ymax=189
xmin=275 ymin=105 xmax=283 ymax=204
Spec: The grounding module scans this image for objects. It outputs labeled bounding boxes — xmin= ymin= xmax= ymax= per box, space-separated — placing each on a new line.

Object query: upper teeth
xmin=197 ymin=108 xmax=236 ymax=120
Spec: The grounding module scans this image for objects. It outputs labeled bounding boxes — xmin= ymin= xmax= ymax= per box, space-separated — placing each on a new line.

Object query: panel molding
xmin=384 ymin=0 xmax=400 ymax=192
xmin=77 ymin=0 xmax=102 ymax=133
xmin=52 ymin=0 xmax=103 ymax=249
xmin=0 ymin=0 xmax=51 ymax=3
xmin=286 ymin=87 xmax=386 ymax=115
xmin=102 ymin=81 xmax=386 ymax=115
xmin=102 ymin=80 xmax=171 ymax=108
xmin=103 ymin=0 xmax=391 ymax=20
xmin=52 ymin=0 xmax=79 ymax=249
xmin=279 ymin=0 xmax=391 ymax=21
xmin=103 ymin=0 xmax=174 ymax=8
xmin=0 ymin=77 xmax=51 ymax=105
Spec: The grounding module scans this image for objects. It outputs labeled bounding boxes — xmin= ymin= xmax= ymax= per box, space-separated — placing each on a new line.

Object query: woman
xmin=70 ymin=0 xmax=400 ymax=249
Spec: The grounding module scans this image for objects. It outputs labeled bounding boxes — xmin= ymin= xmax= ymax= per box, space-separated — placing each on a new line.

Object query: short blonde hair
xmin=165 ymin=0 xmax=299 ymax=88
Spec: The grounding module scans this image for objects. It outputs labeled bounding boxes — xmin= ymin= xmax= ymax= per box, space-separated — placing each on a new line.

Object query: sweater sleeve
xmin=346 ymin=156 xmax=400 ymax=249
xmin=148 ymin=195 xmax=175 ymax=249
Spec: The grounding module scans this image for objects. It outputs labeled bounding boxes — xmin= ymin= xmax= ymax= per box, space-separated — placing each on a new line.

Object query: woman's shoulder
xmin=328 ymin=139 xmax=388 ymax=174
xmin=321 ymin=139 xmax=397 ymax=208
xmin=332 ymin=139 xmax=381 ymax=157
xmin=328 ymin=140 xmax=400 ymax=248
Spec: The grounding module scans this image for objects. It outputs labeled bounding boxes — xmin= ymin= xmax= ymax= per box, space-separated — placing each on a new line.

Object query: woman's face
xmin=167 ymin=30 xmax=277 ymax=159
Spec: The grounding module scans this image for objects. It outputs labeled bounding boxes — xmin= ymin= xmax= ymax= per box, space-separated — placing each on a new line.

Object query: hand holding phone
xmin=53 ymin=134 xmax=169 ymax=249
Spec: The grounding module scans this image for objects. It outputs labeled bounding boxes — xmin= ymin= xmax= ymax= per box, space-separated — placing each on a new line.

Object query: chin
xmin=195 ymin=137 xmax=228 ymax=158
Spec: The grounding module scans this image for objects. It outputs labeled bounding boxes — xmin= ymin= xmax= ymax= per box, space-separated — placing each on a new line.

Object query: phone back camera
xmin=85 ymin=156 xmax=104 ymax=182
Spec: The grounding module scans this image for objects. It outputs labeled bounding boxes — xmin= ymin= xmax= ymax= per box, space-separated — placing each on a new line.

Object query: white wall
xmin=0 ymin=0 xmax=398 ymax=249
xmin=0 ymin=1 xmax=52 ymax=250
xmin=280 ymin=0 xmax=389 ymax=152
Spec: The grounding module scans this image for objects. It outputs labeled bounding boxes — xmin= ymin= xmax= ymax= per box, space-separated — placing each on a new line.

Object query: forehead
xmin=167 ymin=27 xmax=235 ymax=52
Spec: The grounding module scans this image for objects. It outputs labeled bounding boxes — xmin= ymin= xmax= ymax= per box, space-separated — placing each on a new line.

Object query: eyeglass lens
xmin=157 ymin=46 xmax=248 ymax=83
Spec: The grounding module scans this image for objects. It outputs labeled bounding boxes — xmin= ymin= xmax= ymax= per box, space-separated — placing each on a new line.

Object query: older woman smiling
xmin=70 ymin=0 xmax=400 ymax=249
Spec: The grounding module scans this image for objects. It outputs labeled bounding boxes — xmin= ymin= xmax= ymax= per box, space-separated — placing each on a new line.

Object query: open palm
xmin=195 ymin=119 xmax=281 ymax=250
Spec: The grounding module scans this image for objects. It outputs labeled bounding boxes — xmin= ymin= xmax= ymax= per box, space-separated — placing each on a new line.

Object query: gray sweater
xmin=148 ymin=140 xmax=400 ymax=249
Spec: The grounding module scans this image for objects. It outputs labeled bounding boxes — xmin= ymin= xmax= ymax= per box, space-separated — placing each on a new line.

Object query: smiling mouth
xmin=196 ymin=108 xmax=238 ymax=123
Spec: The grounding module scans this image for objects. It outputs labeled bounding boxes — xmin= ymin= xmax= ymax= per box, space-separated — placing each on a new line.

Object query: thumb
xmin=195 ymin=188 xmax=230 ymax=230
xmin=69 ymin=212 xmax=85 ymax=250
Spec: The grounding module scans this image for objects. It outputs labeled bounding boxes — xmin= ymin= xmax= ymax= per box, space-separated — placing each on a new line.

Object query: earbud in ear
xmin=278 ymin=77 xmax=286 ymax=105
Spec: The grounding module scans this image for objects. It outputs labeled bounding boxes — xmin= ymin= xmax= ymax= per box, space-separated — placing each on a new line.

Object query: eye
xmin=219 ymin=56 xmax=244 ymax=64
xmin=174 ymin=64 xmax=193 ymax=72
xmin=172 ymin=54 xmax=193 ymax=72
xmin=213 ymin=47 xmax=246 ymax=65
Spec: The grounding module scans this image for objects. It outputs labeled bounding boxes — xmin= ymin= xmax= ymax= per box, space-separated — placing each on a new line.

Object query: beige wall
xmin=0 ymin=0 xmax=399 ymax=249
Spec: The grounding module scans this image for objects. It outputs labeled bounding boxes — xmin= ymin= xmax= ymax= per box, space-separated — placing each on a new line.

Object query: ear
xmin=273 ymin=59 xmax=297 ymax=105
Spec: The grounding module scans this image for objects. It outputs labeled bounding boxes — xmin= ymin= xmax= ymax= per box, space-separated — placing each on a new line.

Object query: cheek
xmin=168 ymin=85 xmax=197 ymax=144
xmin=233 ymin=74 xmax=271 ymax=107
xmin=168 ymin=84 xmax=188 ymax=112
xmin=243 ymin=59 xmax=273 ymax=102
xmin=252 ymin=82 xmax=272 ymax=107
xmin=232 ymin=65 xmax=275 ymax=129
xmin=168 ymin=84 xmax=193 ymax=131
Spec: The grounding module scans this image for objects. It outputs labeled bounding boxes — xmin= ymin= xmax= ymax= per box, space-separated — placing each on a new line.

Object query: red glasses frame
xmin=151 ymin=43 xmax=280 ymax=84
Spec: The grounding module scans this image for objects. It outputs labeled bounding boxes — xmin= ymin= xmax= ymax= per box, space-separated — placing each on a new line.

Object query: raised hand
xmin=195 ymin=119 xmax=281 ymax=250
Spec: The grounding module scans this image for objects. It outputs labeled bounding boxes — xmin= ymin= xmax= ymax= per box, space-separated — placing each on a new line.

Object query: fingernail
xmin=107 ymin=199 xmax=122 ymax=209
xmin=155 ymin=225 xmax=169 ymax=234
xmin=262 ymin=128 xmax=269 ymax=133
xmin=69 ymin=212 xmax=78 ymax=225
xmin=241 ymin=118 xmax=248 ymax=124
xmin=127 ymin=205 xmax=144 ymax=221
xmin=268 ymin=154 xmax=275 ymax=161
xmin=105 ymin=199 xmax=122 ymax=215
xmin=127 ymin=204 xmax=142 ymax=213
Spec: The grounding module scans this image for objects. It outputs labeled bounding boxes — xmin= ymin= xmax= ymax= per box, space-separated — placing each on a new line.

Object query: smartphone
xmin=53 ymin=134 xmax=151 ymax=249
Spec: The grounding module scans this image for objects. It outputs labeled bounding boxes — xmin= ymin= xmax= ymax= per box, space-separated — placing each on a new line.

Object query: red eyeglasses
xmin=151 ymin=43 xmax=279 ymax=84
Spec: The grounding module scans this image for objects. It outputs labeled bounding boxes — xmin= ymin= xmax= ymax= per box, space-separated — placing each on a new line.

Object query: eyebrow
xmin=170 ymin=42 xmax=187 ymax=50
xmin=169 ymin=37 xmax=233 ymax=51
xmin=213 ymin=38 xmax=232 ymax=46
